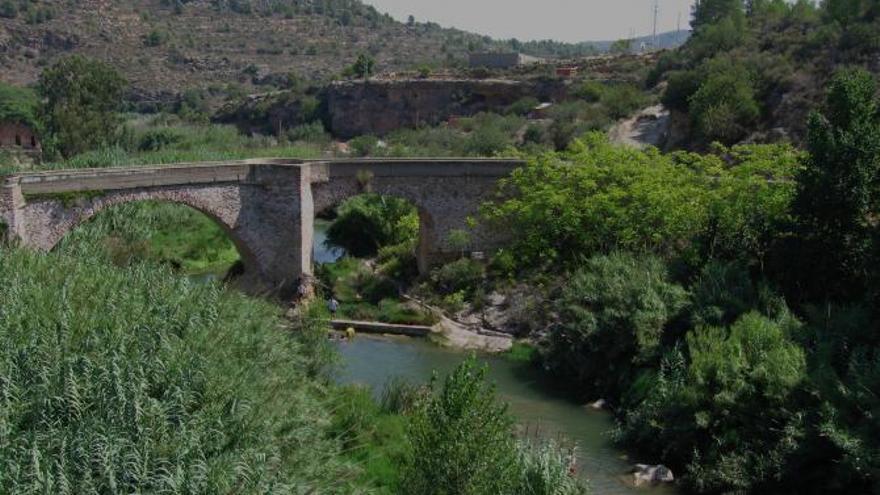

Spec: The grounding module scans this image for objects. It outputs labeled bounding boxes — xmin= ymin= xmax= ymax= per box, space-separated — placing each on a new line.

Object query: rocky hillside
xmin=0 ymin=0 xmax=488 ymax=97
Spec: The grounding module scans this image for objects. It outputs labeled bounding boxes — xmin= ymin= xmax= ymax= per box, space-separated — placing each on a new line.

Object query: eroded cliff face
xmin=327 ymin=78 xmax=566 ymax=138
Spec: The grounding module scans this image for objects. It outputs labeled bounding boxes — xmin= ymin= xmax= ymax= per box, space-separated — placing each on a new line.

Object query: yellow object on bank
xmin=346 ymin=327 xmax=356 ymax=339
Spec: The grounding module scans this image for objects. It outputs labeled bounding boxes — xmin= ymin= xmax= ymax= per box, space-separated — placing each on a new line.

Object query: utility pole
xmin=652 ymin=0 xmax=659 ymax=50
xmin=677 ymin=11 xmax=682 ymax=45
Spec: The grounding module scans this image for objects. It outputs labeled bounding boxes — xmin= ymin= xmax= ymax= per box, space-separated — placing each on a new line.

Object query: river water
xmin=313 ymin=222 xmax=678 ymax=495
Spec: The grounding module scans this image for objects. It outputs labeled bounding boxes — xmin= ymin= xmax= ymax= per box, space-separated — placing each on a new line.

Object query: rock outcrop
xmin=327 ymin=78 xmax=566 ymax=138
xmin=632 ymin=464 xmax=674 ymax=486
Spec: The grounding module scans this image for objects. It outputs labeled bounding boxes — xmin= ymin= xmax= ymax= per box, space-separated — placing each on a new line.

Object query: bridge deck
xmin=4 ymin=158 xmax=525 ymax=195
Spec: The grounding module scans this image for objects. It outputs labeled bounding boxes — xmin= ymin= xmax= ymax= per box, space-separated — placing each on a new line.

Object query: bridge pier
xmin=0 ymin=177 xmax=24 ymax=245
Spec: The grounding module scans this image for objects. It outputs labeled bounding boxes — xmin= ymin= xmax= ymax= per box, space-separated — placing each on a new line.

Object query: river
xmin=313 ymin=220 xmax=678 ymax=495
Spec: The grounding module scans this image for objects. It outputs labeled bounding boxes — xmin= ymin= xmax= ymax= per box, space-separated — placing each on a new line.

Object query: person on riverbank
xmin=328 ymin=297 xmax=339 ymax=316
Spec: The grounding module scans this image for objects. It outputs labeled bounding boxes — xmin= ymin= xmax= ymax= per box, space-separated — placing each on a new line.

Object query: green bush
xmin=430 ymin=258 xmax=484 ymax=297
xmin=600 ymin=83 xmax=649 ymax=119
xmin=506 ymin=96 xmax=540 ymax=116
xmin=618 ymin=312 xmax=806 ymax=493
xmin=573 ymin=80 xmax=605 ymax=102
xmin=404 ymin=358 xmax=587 ymax=495
xmin=326 ymin=194 xmax=419 ymax=258
xmin=0 ymin=82 xmax=39 ymax=128
xmin=287 ymin=120 xmax=330 ymax=143
xmin=0 ymin=0 xmax=17 ymax=18
xmin=403 ymin=358 xmax=520 ymax=495
xmin=662 ymin=70 xmax=701 ymax=112
xmin=689 ymin=260 xmax=757 ymax=328
xmin=464 ymin=122 xmax=513 ymax=156
xmin=349 ymin=134 xmax=379 ymax=156
xmin=688 ymin=57 xmax=761 ymax=144
xmin=516 ymin=440 xmax=587 ymax=495
xmin=483 ymin=133 xmax=713 ymax=269
xmin=137 ymin=127 xmax=184 ymax=151
xmin=544 ymin=253 xmax=688 ymax=400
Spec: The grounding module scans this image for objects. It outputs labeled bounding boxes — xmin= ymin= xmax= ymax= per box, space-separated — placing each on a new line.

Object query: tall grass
xmin=32 ymin=122 xmax=323 ymax=172
xmin=0 ymin=247 xmax=361 ymax=494
xmin=55 ymin=200 xmax=238 ymax=275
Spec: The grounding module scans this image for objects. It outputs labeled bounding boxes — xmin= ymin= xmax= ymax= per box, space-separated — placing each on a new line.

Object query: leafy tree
xmin=688 ymin=57 xmax=761 ymax=144
xmin=403 ymin=358 xmax=520 ymax=495
xmin=692 ymin=0 xmax=746 ymax=30
xmin=483 ymin=133 xmax=714 ymax=269
xmin=38 ymin=56 xmax=127 ymax=158
xmin=544 ymin=253 xmax=688 ymax=400
xmin=609 ymin=38 xmax=632 ymax=54
xmin=349 ymin=53 xmax=376 ymax=79
xmin=791 ymin=68 xmax=880 ymax=302
xmin=326 ymin=194 xmax=418 ymax=257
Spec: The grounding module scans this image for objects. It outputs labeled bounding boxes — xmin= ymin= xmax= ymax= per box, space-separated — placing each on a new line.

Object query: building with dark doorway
xmin=0 ymin=121 xmax=42 ymax=167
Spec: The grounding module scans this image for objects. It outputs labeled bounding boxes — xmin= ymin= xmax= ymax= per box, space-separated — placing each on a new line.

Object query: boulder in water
xmin=632 ymin=464 xmax=674 ymax=486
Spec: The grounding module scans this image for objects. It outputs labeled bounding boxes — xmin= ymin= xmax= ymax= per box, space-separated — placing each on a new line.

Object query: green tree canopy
xmin=692 ymin=0 xmax=746 ymax=30
xmin=38 ymin=55 xmax=127 ymax=158
xmin=0 ymin=82 xmax=39 ymax=128
xmin=792 ymin=67 xmax=880 ymax=302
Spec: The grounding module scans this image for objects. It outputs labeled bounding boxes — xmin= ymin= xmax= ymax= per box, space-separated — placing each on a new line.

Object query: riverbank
xmin=335 ymin=333 xmax=678 ymax=494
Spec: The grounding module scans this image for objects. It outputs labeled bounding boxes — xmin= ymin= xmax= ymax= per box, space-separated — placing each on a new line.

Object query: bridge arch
xmin=311 ymin=188 xmax=435 ymax=273
xmin=47 ymin=194 xmax=254 ymax=269
xmin=22 ymin=186 xmax=263 ymax=281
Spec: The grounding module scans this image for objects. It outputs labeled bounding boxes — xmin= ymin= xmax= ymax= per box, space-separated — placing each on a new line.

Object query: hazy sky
xmin=363 ymin=0 xmax=696 ymax=43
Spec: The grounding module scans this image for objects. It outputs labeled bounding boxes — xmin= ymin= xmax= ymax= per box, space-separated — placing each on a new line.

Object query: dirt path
xmin=609 ymin=104 xmax=670 ymax=149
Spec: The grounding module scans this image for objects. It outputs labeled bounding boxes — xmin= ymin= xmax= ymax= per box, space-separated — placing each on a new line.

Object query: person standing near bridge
xmin=327 ymin=296 xmax=339 ymax=316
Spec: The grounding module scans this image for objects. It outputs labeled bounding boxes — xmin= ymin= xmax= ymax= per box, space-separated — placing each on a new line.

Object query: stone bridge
xmin=0 ymin=158 xmax=522 ymax=293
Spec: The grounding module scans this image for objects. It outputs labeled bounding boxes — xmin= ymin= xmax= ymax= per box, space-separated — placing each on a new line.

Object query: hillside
xmin=0 ymin=0 xmax=689 ymax=103
xmin=650 ymin=0 xmax=880 ymax=149
xmin=0 ymin=0 xmax=472 ymax=97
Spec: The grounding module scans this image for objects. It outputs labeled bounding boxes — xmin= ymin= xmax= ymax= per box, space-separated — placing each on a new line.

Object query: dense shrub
xmin=326 ymin=194 xmax=419 ymax=258
xmin=349 ymin=134 xmax=379 ymax=157
xmin=137 ymin=127 xmax=184 ymax=151
xmin=483 ymin=134 xmax=799 ymax=273
xmin=544 ymin=253 xmax=688 ymax=400
xmin=404 ymin=358 xmax=588 ymax=495
xmin=600 ymin=83 xmax=650 ymax=119
xmin=429 ymin=257 xmax=484 ymax=297
xmin=688 ymin=57 xmax=761 ymax=144
xmin=790 ymin=68 xmax=880 ymax=303
xmin=287 ymin=120 xmax=330 ymax=144
xmin=618 ymin=312 xmax=806 ymax=493
xmin=403 ymin=357 xmax=520 ymax=495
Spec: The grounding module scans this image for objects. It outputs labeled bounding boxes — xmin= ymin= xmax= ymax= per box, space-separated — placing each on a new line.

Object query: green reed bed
xmin=0 ymin=248 xmax=360 ymax=494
